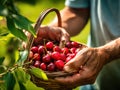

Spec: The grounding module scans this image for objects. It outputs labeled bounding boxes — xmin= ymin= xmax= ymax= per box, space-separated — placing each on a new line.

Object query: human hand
xmin=22 ymin=26 xmax=70 ymax=49
xmin=55 ymin=47 xmax=109 ymax=88
xmin=34 ymin=26 xmax=70 ymax=46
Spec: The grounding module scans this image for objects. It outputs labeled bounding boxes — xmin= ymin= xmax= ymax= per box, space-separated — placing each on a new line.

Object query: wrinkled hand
xmin=55 ymin=47 xmax=109 ymax=88
xmin=34 ymin=26 xmax=70 ymax=45
xmin=23 ymin=26 xmax=70 ymax=49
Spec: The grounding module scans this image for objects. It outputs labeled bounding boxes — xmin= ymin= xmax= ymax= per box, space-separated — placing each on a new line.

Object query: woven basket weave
xmin=24 ymin=8 xmax=87 ymax=90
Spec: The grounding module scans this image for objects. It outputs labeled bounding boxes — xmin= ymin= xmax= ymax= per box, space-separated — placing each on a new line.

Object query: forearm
xmin=50 ymin=7 xmax=90 ymax=36
xmin=99 ymin=37 xmax=120 ymax=63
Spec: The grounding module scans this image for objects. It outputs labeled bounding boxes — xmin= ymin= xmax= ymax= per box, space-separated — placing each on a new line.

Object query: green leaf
xmin=29 ymin=67 xmax=48 ymax=80
xmin=0 ymin=0 xmax=7 ymax=5
xmin=14 ymin=67 xmax=30 ymax=83
xmin=0 ymin=5 xmax=8 ymax=16
xmin=0 ymin=83 xmax=6 ymax=90
xmin=6 ymin=17 xmax=27 ymax=41
xmin=0 ymin=57 xmax=6 ymax=74
xmin=0 ymin=57 xmax=5 ymax=65
xmin=17 ymin=50 xmax=28 ymax=66
xmin=0 ymin=27 xmax=9 ymax=36
xmin=4 ymin=72 xmax=16 ymax=90
xmin=12 ymin=14 xmax=36 ymax=37
xmin=0 ymin=65 xmax=7 ymax=75
xmin=18 ymin=82 xmax=26 ymax=90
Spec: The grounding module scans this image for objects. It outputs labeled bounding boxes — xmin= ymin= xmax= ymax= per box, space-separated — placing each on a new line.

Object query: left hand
xmin=55 ymin=47 xmax=109 ymax=88
xmin=23 ymin=26 xmax=70 ymax=49
xmin=34 ymin=26 xmax=70 ymax=45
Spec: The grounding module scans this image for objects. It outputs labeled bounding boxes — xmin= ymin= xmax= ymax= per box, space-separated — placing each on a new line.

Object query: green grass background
xmin=16 ymin=0 xmax=90 ymax=90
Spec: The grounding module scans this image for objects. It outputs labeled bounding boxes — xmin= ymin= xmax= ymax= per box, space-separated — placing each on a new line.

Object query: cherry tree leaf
xmin=14 ymin=68 xmax=30 ymax=83
xmin=12 ymin=14 xmax=36 ymax=37
xmin=7 ymin=17 xmax=27 ymax=41
xmin=29 ymin=67 xmax=48 ymax=80
xmin=4 ymin=72 xmax=16 ymax=90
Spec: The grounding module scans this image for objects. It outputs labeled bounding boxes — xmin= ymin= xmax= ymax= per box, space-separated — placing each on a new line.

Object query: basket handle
xmin=26 ymin=8 xmax=62 ymax=60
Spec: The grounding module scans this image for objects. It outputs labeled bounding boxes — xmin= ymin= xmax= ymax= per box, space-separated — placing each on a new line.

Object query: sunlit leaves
xmin=29 ymin=67 xmax=48 ymax=80
xmin=0 ymin=27 xmax=9 ymax=37
xmin=14 ymin=68 xmax=30 ymax=83
xmin=6 ymin=14 xmax=36 ymax=41
xmin=12 ymin=14 xmax=36 ymax=37
xmin=0 ymin=0 xmax=36 ymax=41
xmin=0 ymin=0 xmax=44 ymax=89
xmin=7 ymin=17 xmax=27 ymax=41
xmin=14 ymin=68 xmax=30 ymax=90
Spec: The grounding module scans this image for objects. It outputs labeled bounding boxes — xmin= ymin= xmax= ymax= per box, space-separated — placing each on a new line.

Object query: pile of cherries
xmin=29 ymin=40 xmax=83 ymax=72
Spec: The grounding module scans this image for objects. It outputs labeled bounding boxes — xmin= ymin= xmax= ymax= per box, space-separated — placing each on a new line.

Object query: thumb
xmin=64 ymin=58 xmax=80 ymax=73
xmin=64 ymin=49 xmax=88 ymax=73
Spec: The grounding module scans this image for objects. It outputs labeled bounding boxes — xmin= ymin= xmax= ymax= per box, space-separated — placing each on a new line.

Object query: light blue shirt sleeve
xmin=65 ymin=0 xmax=90 ymax=8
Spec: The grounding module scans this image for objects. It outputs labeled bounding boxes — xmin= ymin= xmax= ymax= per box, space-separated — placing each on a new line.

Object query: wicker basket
xmin=24 ymin=8 xmax=87 ymax=90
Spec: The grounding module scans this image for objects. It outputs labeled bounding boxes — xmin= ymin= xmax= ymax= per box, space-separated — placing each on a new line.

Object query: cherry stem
xmin=43 ymin=39 xmax=48 ymax=54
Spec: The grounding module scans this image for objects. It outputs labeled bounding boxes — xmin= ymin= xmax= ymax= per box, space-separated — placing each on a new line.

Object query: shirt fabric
xmin=65 ymin=0 xmax=120 ymax=90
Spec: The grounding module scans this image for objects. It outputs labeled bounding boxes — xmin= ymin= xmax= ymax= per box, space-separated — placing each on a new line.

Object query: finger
xmin=34 ymin=26 xmax=50 ymax=44
xmin=55 ymin=72 xmax=89 ymax=87
xmin=59 ymin=36 xmax=70 ymax=48
xmin=64 ymin=48 xmax=91 ymax=73
xmin=60 ymin=28 xmax=70 ymax=42
xmin=55 ymin=73 xmax=81 ymax=85
xmin=47 ymin=27 xmax=61 ymax=41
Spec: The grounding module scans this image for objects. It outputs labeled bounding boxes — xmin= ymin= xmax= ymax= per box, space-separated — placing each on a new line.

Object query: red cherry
xmin=65 ymin=56 xmax=73 ymax=63
xmin=68 ymin=53 xmax=76 ymax=58
xmin=51 ymin=51 xmax=61 ymax=60
xmin=42 ymin=54 xmax=51 ymax=63
xmin=65 ymin=41 xmax=72 ymax=48
xmin=31 ymin=46 xmax=38 ymax=53
xmin=70 ymin=47 xmax=77 ymax=53
xmin=40 ymin=63 xmax=47 ymax=71
xmin=33 ymin=53 xmax=40 ymax=61
xmin=47 ymin=62 xmax=55 ymax=71
xmin=46 ymin=41 xmax=54 ymax=50
xmin=71 ymin=41 xmax=79 ymax=48
xmin=34 ymin=61 xmax=41 ymax=68
xmin=55 ymin=60 xmax=64 ymax=70
xmin=60 ymin=53 xmax=66 ymax=61
xmin=61 ymin=47 xmax=69 ymax=54
xmin=53 ymin=46 xmax=61 ymax=52
xmin=38 ymin=45 xmax=45 ymax=55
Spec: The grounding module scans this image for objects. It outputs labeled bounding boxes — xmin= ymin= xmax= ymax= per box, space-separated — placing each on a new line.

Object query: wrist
xmin=97 ymin=46 xmax=110 ymax=64
xmin=97 ymin=38 xmax=120 ymax=64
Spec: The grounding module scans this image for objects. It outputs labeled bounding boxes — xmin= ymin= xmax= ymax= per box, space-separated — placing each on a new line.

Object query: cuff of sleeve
xmin=65 ymin=0 xmax=89 ymax=8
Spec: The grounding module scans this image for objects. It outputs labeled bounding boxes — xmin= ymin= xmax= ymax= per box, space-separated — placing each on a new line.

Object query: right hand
xmin=55 ymin=47 xmax=109 ymax=88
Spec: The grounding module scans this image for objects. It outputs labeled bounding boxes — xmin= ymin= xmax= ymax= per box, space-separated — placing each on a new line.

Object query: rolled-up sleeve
xmin=65 ymin=0 xmax=90 ymax=8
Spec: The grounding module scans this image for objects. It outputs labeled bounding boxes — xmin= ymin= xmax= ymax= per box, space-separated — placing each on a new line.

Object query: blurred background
xmin=15 ymin=0 xmax=90 ymax=44
xmin=0 ymin=0 xmax=90 ymax=90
